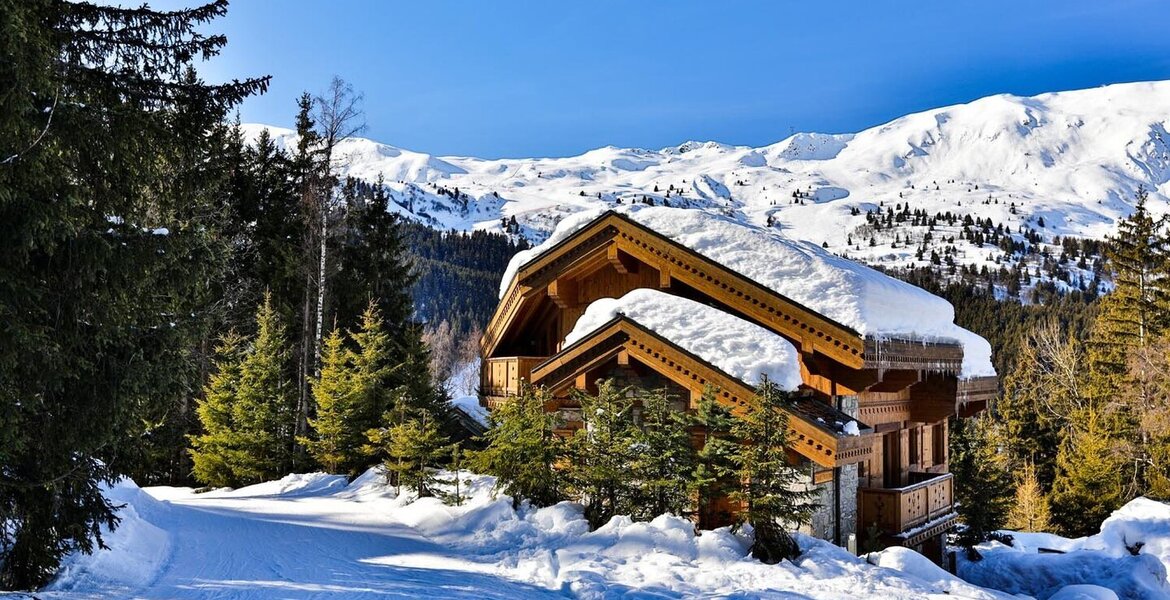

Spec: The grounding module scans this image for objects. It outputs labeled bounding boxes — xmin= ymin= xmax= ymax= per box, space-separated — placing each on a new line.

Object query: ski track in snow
xmin=44 ymin=485 xmax=564 ymax=599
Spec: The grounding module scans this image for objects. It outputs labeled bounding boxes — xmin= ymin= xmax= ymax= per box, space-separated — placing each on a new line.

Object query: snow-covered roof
xmin=502 ymin=206 xmax=994 ymax=378
xmin=563 ymin=289 xmax=805 ymax=391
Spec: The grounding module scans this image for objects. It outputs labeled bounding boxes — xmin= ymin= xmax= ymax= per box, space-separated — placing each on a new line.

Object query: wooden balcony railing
xmin=480 ymin=356 xmax=546 ymax=405
xmin=858 ymin=472 xmax=954 ymax=534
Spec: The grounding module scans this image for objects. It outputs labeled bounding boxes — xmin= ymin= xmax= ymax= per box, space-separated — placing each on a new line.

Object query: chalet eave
xmin=483 ymin=211 xmax=980 ymax=376
xmin=522 ymin=315 xmax=874 ymax=469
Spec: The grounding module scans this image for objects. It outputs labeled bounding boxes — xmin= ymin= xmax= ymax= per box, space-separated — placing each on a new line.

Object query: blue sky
xmin=192 ymin=0 xmax=1170 ymax=158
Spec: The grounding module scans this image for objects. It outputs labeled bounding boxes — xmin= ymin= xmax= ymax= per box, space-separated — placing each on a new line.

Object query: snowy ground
xmin=37 ymin=468 xmax=1170 ymax=599
xmin=40 ymin=469 xmax=1021 ymax=600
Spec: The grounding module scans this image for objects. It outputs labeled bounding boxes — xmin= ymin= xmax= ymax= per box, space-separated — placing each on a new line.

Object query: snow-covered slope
xmin=246 ymin=80 xmax=1170 ymax=294
xmin=44 ymin=471 xmax=1019 ymax=599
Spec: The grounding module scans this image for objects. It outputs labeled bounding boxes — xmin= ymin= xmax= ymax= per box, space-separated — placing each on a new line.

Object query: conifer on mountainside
xmin=0 ymin=1 xmax=265 ymax=587
xmin=1086 ymin=188 xmax=1170 ymax=401
xmin=471 ymin=384 xmax=564 ymax=508
xmin=1006 ymin=460 xmax=1052 ymax=533
xmin=300 ymin=328 xmax=361 ymax=474
xmin=1050 ymin=411 xmax=1126 ymax=537
xmin=731 ymin=377 xmax=816 ymax=564
xmin=190 ymin=294 xmax=298 ymax=487
xmin=950 ymin=415 xmax=1013 ymax=557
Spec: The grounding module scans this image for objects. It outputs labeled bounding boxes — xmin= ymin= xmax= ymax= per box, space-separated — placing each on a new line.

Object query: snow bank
xmin=501 ymin=206 xmax=994 ymax=378
xmin=201 ymin=472 xmax=348 ymax=498
xmin=867 ymin=546 xmax=1009 ymax=599
xmin=959 ymin=497 xmax=1170 ymax=600
xmin=44 ymin=479 xmax=171 ymax=595
xmin=563 ymin=288 xmax=804 ymax=390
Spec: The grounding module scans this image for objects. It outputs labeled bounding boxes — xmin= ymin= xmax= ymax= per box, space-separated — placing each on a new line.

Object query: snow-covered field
xmin=247 ymin=80 xmax=1170 ymax=295
xmin=38 ymin=469 xmax=1170 ymax=599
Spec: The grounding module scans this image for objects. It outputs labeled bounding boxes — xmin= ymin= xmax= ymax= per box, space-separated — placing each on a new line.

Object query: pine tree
xmin=1050 ymin=411 xmax=1126 ymax=536
xmin=471 ymin=384 xmax=564 ymax=508
xmin=566 ymin=380 xmax=640 ymax=529
xmin=300 ymin=328 xmax=361 ymax=474
xmin=0 ymin=2 xmax=265 ymax=587
xmin=731 ymin=377 xmax=816 ymax=564
xmin=189 ymin=332 xmax=248 ymax=488
xmin=231 ymin=294 xmax=298 ymax=483
xmin=366 ymin=393 xmax=451 ymax=498
xmin=1005 ymin=460 xmax=1052 ymax=532
xmin=347 ymin=302 xmax=397 ymax=471
xmin=690 ymin=387 xmax=740 ymax=529
xmin=629 ymin=388 xmax=696 ymax=521
xmin=950 ymin=416 xmax=1013 ymax=557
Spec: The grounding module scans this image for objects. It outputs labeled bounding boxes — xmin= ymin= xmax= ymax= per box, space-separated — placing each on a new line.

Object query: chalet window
xmin=882 ymin=431 xmax=901 ymax=488
xmin=909 ymin=426 xmax=920 ymax=468
xmin=932 ymin=422 xmax=947 ymax=466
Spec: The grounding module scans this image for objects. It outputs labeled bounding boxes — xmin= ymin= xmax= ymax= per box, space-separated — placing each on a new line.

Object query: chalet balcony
xmin=480 ymin=356 xmax=545 ymax=407
xmin=858 ymin=472 xmax=955 ymax=539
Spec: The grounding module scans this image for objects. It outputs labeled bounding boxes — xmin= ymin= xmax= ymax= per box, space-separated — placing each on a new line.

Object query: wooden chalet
xmin=481 ymin=208 xmax=997 ymax=560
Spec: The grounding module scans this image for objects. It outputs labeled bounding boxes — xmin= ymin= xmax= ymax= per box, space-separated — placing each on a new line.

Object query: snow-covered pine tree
xmin=471 ymin=384 xmax=564 ymax=508
xmin=629 ymin=388 xmax=696 ymax=521
xmin=731 ymin=377 xmax=816 ymax=563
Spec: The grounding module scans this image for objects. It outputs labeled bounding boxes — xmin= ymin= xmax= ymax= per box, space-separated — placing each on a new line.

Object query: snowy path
xmin=45 ymin=479 xmax=564 ymax=599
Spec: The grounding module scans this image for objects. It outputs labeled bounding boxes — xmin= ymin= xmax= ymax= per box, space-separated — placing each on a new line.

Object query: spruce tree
xmin=731 ymin=377 xmax=816 ymax=564
xmin=690 ymin=386 xmax=739 ymax=529
xmin=0 ymin=1 xmax=264 ymax=587
xmin=366 ymin=393 xmax=451 ymax=498
xmin=629 ymin=388 xmax=696 ymax=521
xmin=566 ymin=380 xmax=640 ymax=529
xmin=301 ymin=328 xmax=361 ymax=474
xmin=231 ymin=293 xmax=298 ymax=484
xmin=1005 ymin=460 xmax=1052 ymax=532
xmin=189 ymin=332 xmax=247 ymax=488
xmin=471 ymin=384 xmax=564 ymax=508
xmin=950 ymin=416 xmax=1013 ymax=556
xmin=1050 ymin=411 xmax=1126 ymax=536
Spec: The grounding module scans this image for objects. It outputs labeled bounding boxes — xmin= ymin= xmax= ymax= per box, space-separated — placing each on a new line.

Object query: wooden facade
xmin=481 ymin=211 xmax=995 ymax=557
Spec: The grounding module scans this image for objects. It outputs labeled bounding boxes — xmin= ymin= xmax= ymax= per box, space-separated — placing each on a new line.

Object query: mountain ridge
xmin=243 ymin=80 xmax=1170 ymax=297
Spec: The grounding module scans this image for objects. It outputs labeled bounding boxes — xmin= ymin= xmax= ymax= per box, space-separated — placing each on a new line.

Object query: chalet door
xmin=883 ymin=431 xmax=901 ymax=488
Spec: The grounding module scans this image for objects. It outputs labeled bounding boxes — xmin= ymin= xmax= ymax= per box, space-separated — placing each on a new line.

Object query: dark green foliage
xmin=690 ymin=387 xmax=740 ymax=529
xmin=402 ymin=221 xmax=529 ymax=332
xmin=629 ymin=388 xmax=697 ymax=521
xmin=189 ymin=294 xmax=298 ymax=487
xmin=950 ymin=416 xmax=1013 ymax=557
xmin=471 ymin=385 xmax=564 ymax=508
xmin=0 ymin=0 xmax=265 ymax=588
xmin=566 ymin=380 xmax=640 ymax=529
xmin=366 ymin=394 xmax=452 ymax=498
xmin=1050 ymin=412 xmax=1126 ymax=536
xmin=731 ymin=378 xmax=817 ymax=564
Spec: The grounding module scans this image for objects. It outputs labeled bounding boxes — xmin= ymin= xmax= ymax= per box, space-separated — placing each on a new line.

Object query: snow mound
xmin=1050 ymin=585 xmax=1121 ymax=600
xmin=44 ymin=479 xmax=171 ymax=595
xmin=205 ymin=472 xmax=348 ymax=498
xmin=563 ymin=288 xmax=804 ymax=390
xmin=503 ymin=206 xmax=994 ymax=378
xmin=868 ymin=546 xmax=1011 ymax=599
xmin=959 ymin=498 xmax=1170 ymax=600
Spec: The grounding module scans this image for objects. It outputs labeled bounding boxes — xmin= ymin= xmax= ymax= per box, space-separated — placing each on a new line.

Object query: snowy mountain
xmin=245 ymin=80 xmax=1170 ymax=295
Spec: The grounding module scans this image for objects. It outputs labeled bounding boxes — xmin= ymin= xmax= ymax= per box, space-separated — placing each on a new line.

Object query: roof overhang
xmin=530 ymin=315 xmax=874 ymax=468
